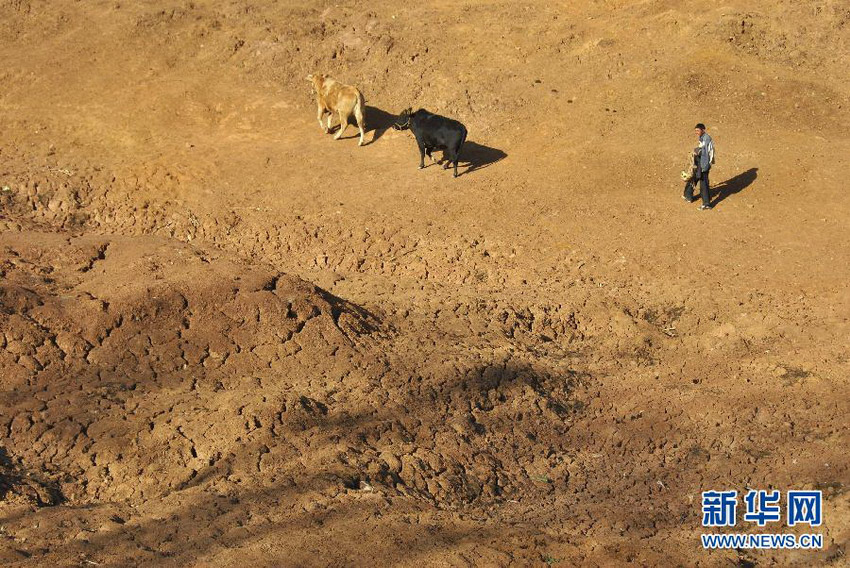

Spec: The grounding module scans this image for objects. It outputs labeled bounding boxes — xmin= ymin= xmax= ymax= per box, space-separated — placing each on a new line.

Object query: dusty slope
xmin=1 ymin=0 xmax=849 ymax=566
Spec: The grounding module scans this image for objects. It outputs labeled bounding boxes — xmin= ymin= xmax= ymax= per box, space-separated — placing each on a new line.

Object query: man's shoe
xmin=682 ymin=196 xmax=695 ymax=203
xmin=699 ymin=204 xmax=713 ymax=210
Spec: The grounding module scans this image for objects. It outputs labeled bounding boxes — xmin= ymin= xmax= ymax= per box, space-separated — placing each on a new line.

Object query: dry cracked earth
xmin=1 ymin=0 xmax=849 ymax=566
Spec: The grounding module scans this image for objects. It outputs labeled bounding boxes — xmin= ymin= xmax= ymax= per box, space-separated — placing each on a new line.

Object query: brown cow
xmin=307 ymin=73 xmax=366 ymax=146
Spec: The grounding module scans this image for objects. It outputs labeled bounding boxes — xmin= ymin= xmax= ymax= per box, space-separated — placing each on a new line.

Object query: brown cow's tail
xmin=354 ymin=91 xmax=366 ymax=131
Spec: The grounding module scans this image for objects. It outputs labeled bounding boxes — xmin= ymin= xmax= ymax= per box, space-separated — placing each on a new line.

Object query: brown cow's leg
xmin=317 ymin=104 xmax=327 ymax=132
xmin=334 ymin=110 xmax=349 ymax=140
xmin=354 ymin=104 xmax=366 ymax=146
xmin=326 ymin=112 xmax=334 ymax=132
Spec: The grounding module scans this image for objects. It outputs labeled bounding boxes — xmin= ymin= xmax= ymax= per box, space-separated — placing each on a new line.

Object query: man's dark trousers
xmin=684 ymin=168 xmax=711 ymax=205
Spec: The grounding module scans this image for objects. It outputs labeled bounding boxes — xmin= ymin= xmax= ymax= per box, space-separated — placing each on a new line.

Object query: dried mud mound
xmin=0 ymin=229 xmax=585 ymax=514
xmin=0 ymin=231 xmax=377 ymax=503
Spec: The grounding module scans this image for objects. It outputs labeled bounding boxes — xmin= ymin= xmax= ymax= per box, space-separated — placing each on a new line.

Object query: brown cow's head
xmin=306 ymin=73 xmax=325 ymax=92
xmin=393 ymin=108 xmax=413 ymax=130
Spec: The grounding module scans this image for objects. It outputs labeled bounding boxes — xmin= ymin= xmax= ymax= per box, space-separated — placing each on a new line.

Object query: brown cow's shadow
xmin=365 ymin=106 xmax=397 ymax=144
xmin=326 ymin=106 xmax=396 ymax=145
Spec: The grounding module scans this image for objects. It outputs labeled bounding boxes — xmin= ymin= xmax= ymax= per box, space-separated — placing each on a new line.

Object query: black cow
xmin=393 ymin=108 xmax=467 ymax=178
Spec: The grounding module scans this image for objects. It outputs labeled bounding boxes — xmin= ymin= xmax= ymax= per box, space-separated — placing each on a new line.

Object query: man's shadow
xmin=711 ymin=168 xmax=758 ymax=207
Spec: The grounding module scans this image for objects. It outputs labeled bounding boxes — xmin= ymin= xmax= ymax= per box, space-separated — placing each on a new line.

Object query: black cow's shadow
xmin=328 ymin=104 xmax=508 ymax=176
xmin=430 ymin=141 xmax=507 ymax=176
xmin=711 ymin=167 xmax=758 ymax=207
xmin=460 ymin=141 xmax=507 ymax=175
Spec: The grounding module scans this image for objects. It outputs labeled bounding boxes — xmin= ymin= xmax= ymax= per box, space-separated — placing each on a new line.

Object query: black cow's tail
xmin=459 ymin=125 xmax=468 ymax=155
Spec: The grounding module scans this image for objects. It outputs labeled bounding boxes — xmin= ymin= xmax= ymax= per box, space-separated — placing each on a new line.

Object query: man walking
xmin=683 ymin=123 xmax=715 ymax=210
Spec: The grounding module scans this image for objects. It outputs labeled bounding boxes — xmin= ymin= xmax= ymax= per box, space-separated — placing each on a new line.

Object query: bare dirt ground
xmin=1 ymin=1 xmax=849 ymax=566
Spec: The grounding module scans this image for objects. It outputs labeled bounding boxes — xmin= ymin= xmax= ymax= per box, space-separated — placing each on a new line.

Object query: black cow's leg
xmin=445 ymin=149 xmax=459 ymax=177
xmin=418 ymin=143 xmax=426 ymax=169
